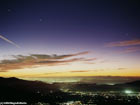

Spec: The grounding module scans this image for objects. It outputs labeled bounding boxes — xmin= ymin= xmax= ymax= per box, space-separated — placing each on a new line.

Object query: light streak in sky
xmin=0 ymin=35 xmax=20 ymax=48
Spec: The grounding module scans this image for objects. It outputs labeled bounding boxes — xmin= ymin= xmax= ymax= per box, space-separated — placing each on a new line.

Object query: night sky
xmin=0 ymin=0 xmax=140 ymax=78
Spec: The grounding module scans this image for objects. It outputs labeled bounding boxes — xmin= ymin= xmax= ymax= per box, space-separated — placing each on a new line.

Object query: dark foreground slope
xmin=0 ymin=77 xmax=67 ymax=104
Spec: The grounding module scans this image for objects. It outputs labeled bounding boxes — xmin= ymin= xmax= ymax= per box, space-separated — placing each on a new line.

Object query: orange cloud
xmin=70 ymin=70 xmax=91 ymax=73
xmin=0 ymin=51 xmax=96 ymax=72
xmin=107 ymin=39 xmax=140 ymax=47
xmin=114 ymin=46 xmax=140 ymax=54
xmin=123 ymin=46 xmax=140 ymax=53
xmin=117 ymin=68 xmax=126 ymax=70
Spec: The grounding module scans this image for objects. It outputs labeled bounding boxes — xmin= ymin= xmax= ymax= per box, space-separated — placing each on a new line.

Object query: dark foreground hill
xmin=0 ymin=77 xmax=66 ymax=104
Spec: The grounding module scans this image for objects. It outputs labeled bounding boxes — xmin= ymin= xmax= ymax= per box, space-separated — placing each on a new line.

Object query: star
xmin=39 ymin=18 xmax=43 ymax=22
xmin=8 ymin=9 xmax=11 ymax=12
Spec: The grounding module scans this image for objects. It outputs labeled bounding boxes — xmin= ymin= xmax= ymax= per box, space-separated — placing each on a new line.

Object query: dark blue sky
xmin=0 ymin=0 xmax=140 ymax=54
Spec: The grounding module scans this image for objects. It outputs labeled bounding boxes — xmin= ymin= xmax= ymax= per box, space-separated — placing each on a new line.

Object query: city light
xmin=125 ymin=90 xmax=133 ymax=94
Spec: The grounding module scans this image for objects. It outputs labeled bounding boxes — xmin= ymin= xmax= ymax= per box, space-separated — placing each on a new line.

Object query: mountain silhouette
xmin=0 ymin=77 xmax=65 ymax=104
xmin=0 ymin=77 xmax=140 ymax=104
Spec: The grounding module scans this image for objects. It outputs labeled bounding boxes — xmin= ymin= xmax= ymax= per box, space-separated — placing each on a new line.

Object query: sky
xmin=0 ymin=0 xmax=140 ymax=78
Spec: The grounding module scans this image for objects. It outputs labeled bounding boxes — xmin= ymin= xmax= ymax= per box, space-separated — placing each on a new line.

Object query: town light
xmin=124 ymin=90 xmax=133 ymax=94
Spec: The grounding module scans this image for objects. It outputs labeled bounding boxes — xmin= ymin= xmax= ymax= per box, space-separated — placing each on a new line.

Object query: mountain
xmin=124 ymin=80 xmax=140 ymax=86
xmin=56 ymin=80 xmax=140 ymax=92
xmin=0 ymin=77 xmax=65 ymax=104
xmin=0 ymin=77 xmax=140 ymax=104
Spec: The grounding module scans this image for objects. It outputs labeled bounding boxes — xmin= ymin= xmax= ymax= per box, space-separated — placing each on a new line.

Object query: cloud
xmin=0 ymin=35 xmax=20 ymax=48
xmin=43 ymin=72 xmax=62 ymax=75
xmin=83 ymin=58 xmax=97 ymax=61
xmin=37 ymin=58 xmax=85 ymax=65
xmin=123 ymin=46 xmax=140 ymax=53
xmin=106 ymin=39 xmax=140 ymax=47
xmin=30 ymin=51 xmax=89 ymax=59
xmin=117 ymin=68 xmax=126 ymax=70
xmin=106 ymin=39 xmax=140 ymax=53
xmin=0 ymin=51 xmax=96 ymax=72
xmin=70 ymin=70 xmax=91 ymax=73
xmin=114 ymin=46 xmax=140 ymax=54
